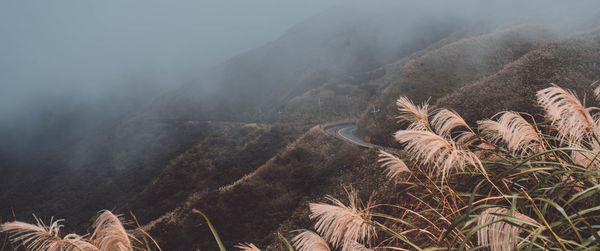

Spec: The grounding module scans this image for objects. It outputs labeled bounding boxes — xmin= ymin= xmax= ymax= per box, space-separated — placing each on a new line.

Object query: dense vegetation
xmin=272 ymin=85 xmax=600 ymax=250
xmin=3 ymin=2 xmax=600 ymax=251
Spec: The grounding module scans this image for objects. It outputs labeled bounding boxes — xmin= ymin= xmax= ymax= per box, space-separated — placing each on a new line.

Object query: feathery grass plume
xmin=91 ymin=210 xmax=132 ymax=251
xmin=234 ymin=242 xmax=261 ymax=251
xmin=0 ymin=216 xmax=98 ymax=251
xmin=572 ymin=144 xmax=600 ymax=169
xmin=431 ymin=108 xmax=475 ymax=142
xmin=344 ymin=240 xmax=373 ymax=251
xmin=478 ymin=112 xmax=544 ymax=155
xmin=62 ymin=234 xmax=101 ymax=251
xmin=477 ymin=207 xmax=537 ymax=251
xmin=292 ymin=230 xmax=330 ymax=251
xmin=309 ymin=190 xmax=375 ymax=250
xmin=396 ymin=96 xmax=430 ymax=130
xmin=592 ymin=80 xmax=600 ymax=100
xmin=394 ymin=130 xmax=483 ymax=180
xmin=377 ymin=150 xmax=410 ymax=181
xmin=536 ymin=84 xmax=598 ymax=143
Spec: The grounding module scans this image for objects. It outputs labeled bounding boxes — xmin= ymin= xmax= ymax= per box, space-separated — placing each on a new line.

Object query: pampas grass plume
xmin=292 ymin=230 xmax=331 ymax=251
xmin=91 ymin=210 xmax=132 ymax=251
xmin=309 ymin=190 xmax=375 ymax=249
xmin=377 ymin=150 xmax=410 ymax=181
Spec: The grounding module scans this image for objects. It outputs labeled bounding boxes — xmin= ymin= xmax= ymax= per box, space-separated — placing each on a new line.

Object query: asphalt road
xmin=324 ymin=123 xmax=377 ymax=148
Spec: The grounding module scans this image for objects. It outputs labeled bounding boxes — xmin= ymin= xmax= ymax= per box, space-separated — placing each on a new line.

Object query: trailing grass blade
xmin=193 ymin=209 xmax=226 ymax=251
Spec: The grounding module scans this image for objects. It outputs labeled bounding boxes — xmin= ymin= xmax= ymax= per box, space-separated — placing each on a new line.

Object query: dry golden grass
xmin=394 ymin=130 xmax=483 ymax=181
xmin=537 ymin=84 xmax=599 ymax=144
xmin=395 ymin=96 xmax=431 ymax=131
xmin=309 ymin=190 xmax=375 ymax=249
xmin=478 ymin=112 xmax=544 ymax=155
xmin=377 ymin=150 xmax=410 ymax=181
xmin=234 ymin=242 xmax=261 ymax=251
xmin=477 ymin=207 xmax=538 ymax=251
xmin=0 ymin=216 xmax=99 ymax=251
xmin=291 ymin=230 xmax=330 ymax=251
xmin=90 ymin=211 xmax=132 ymax=251
xmin=297 ymin=84 xmax=600 ymax=250
xmin=0 ymin=210 xmax=156 ymax=251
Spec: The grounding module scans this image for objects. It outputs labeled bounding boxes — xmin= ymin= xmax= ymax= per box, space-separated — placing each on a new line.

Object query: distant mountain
xmin=141 ymin=10 xmax=600 ymax=251
xmin=148 ymin=2 xmax=466 ymax=123
xmin=4 ymin=1 xmax=600 ymax=250
xmin=437 ymin=29 xmax=600 ymax=122
xmin=0 ymin=0 xmax=467 ymax=232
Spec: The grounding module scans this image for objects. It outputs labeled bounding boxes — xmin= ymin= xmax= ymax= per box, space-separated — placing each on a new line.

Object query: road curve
xmin=324 ymin=123 xmax=378 ymax=148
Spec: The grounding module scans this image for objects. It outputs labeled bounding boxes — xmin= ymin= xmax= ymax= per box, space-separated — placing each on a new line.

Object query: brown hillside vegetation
xmin=437 ymin=28 xmax=600 ymax=122
xmin=135 ymin=24 xmax=600 ymax=250
xmin=358 ymin=26 xmax=556 ymax=146
xmin=144 ymin=126 xmax=387 ymax=250
xmin=0 ymin=2 xmax=464 ymax=231
xmin=127 ymin=123 xmax=306 ymax=222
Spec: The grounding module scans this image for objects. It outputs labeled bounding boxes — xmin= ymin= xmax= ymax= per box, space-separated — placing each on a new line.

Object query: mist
xmin=2 ymin=0 xmax=599 ymax=140
xmin=2 ymin=0 xmax=600 ymax=238
xmin=0 ymin=0 xmax=340 ymax=123
xmin=0 ymin=0 xmax=341 ymax=157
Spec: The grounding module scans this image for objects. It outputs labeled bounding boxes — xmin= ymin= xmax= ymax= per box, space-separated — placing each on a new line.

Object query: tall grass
xmin=0 ymin=210 xmax=161 ymax=251
xmin=3 ymin=84 xmax=600 ymax=250
xmin=291 ymin=83 xmax=600 ymax=250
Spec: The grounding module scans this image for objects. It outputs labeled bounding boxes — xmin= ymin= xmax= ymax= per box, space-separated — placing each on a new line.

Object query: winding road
xmin=324 ymin=123 xmax=378 ymax=148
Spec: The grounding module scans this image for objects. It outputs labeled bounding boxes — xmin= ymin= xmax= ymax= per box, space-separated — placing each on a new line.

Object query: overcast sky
xmin=0 ymin=0 xmax=341 ymax=117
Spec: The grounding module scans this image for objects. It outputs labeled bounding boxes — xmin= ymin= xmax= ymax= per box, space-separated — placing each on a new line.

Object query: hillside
xmin=137 ymin=22 xmax=600 ymax=250
xmin=142 ymin=126 xmax=389 ymax=250
xmin=148 ymin=2 xmax=468 ymax=123
xmin=127 ymin=123 xmax=306 ymax=221
xmin=437 ymin=28 xmax=600 ymax=121
xmin=3 ymin=1 xmax=600 ymax=250
xmin=0 ymin=1 xmax=472 ymax=232
xmin=357 ymin=25 xmax=556 ymax=146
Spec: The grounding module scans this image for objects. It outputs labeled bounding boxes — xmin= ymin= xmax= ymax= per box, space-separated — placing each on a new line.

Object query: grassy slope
xmin=357 ymin=26 xmax=555 ymax=146
xmin=437 ymin=28 xmax=600 ymax=122
xmin=127 ymin=123 xmax=306 ymax=222
xmin=144 ymin=126 xmax=388 ymax=250
xmin=134 ymin=25 xmax=572 ymax=249
xmin=1 ymin=2 xmax=460 ymax=230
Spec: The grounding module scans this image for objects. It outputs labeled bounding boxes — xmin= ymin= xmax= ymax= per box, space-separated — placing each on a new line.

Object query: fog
xmin=0 ymin=0 xmax=341 ymax=126
xmin=2 ymin=0 xmax=600 ymax=228
xmin=0 ymin=0 xmax=345 ymax=163
xmin=2 ymin=0 xmax=600 ymax=135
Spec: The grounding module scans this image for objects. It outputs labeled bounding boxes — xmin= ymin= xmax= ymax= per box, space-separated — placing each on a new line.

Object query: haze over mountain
xmin=0 ymin=0 xmax=339 ymax=160
xmin=2 ymin=0 xmax=600 ymax=250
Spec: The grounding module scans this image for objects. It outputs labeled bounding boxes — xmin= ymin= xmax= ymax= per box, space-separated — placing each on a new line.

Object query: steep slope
xmin=357 ymin=26 xmax=558 ymax=146
xmin=148 ymin=2 xmax=468 ymax=123
xmin=143 ymin=126 xmax=387 ymax=250
xmin=128 ymin=123 xmax=306 ymax=221
xmin=437 ymin=28 xmax=600 ymax=121
xmin=0 ymin=0 xmax=470 ymax=231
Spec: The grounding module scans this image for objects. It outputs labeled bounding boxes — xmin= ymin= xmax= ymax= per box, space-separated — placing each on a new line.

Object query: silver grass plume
xmin=592 ymin=80 xmax=600 ymax=100
xmin=91 ymin=210 xmax=132 ymax=251
xmin=431 ymin=108 xmax=475 ymax=144
xmin=536 ymin=85 xmax=598 ymax=144
xmin=478 ymin=112 xmax=544 ymax=156
xmin=343 ymin=240 xmax=373 ymax=251
xmin=62 ymin=234 xmax=100 ymax=251
xmin=396 ymin=96 xmax=430 ymax=130
xmin=292 ymin=230 xmax=331 ymax=251
xmin=394 ymin=130 xmax=484 ymax=181
xmin=477 ymin=207 xmax=538 ymax=251
xmin=234 ymin=242 xmax=261 ymax=251
xmin=377 ymin=150 xmax=410 ymax=181
xmin=572 ymin=142 xmax=600 ymax=169
xmin=309 ymin=190 xmax=375 ymax=250
xmin=0 ymin=216 xmax=99 ymax=251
